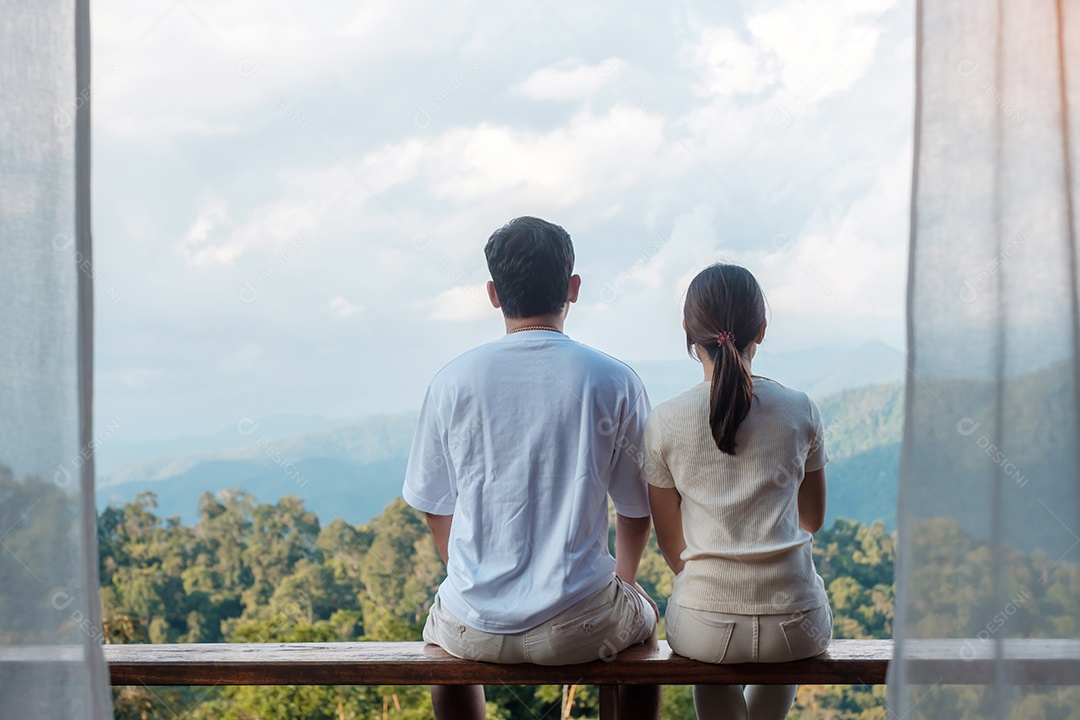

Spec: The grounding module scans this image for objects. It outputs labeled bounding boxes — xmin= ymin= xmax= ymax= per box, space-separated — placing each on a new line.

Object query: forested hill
xmin=814 ymin=381 xmax=903 ymax=529
xmin=96 ymin=380 xmax=906 ymax=530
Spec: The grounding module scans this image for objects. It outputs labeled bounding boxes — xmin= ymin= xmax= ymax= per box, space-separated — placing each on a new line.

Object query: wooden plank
xmin=105 ymin=640 xmax=891 ymax=686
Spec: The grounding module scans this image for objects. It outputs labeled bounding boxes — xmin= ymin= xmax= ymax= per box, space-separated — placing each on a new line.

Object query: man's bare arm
xmin=615 ymin=512 xmax=659 ymax=620
xmin=424 ymin=512 xmax=453 ymax=565
xmin=614 ymin=513 xmax=651 ymax=583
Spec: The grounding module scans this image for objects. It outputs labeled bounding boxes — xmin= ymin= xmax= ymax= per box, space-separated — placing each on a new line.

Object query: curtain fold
xmin=0 ymin=0 xmax=113 ymax=717
xmin=890 ymin=0 xmax=1080 ymax=717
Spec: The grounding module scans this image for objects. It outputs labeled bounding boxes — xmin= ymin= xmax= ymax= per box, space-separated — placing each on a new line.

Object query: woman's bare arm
xmin=648 ymin=485 xmax=687 ymax=575
xmin=798 ymin=468 xmax=827 ymax=533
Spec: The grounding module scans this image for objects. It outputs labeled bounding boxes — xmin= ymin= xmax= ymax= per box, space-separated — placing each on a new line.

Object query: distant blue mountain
xmin=96 ymin=414 xmax=417 ymax=526
xmin=98 ymin=455 xmax=408 ymax=528
xmin=96 ymin=378 xmax=905 ymax=530
xmin=94 ymin=413 xmax=349 ymax=473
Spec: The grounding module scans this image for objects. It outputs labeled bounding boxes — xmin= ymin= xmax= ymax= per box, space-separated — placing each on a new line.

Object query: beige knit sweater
xmin=644 ymin=377 xmax=829 ymax=614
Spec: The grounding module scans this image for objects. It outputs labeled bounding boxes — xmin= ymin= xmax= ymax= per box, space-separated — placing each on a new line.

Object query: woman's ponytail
xmin=684 ymin=265 xmax=767 ymax=455
xmin=708 ymin=333 xmax=754 ymax=454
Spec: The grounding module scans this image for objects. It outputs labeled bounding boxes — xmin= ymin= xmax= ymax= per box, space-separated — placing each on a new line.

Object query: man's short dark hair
xmin=484 ymin=217 xmax=575 ymax=318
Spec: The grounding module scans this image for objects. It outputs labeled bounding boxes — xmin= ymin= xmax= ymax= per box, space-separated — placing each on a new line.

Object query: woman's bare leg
xmin=693 ymin=684 xmax=748 ymax=720
xmin=744 ymin=683 xmax=797 ymax=720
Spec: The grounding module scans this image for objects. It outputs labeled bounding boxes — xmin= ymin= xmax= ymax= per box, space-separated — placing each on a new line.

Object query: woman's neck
xmin=699 ymin=347 xmax=755 ymax=381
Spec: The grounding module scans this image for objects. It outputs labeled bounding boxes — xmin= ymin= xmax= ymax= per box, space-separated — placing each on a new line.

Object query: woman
xmin=646 ymin=264 xmax=832 ymax=720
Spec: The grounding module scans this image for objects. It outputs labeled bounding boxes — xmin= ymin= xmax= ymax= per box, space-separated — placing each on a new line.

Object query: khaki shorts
xmin=666 ymin=598 xmax=832 ymax=664
xmin=423 ymin=577 xmax=656 ymax=665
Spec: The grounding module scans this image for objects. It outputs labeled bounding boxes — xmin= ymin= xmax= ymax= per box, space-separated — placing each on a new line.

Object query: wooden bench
xmin=105 ymin=639 xmax=890 ymax=718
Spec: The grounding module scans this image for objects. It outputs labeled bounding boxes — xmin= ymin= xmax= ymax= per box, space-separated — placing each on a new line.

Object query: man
xmin=403 ymin=217 xmax=661 ymax=720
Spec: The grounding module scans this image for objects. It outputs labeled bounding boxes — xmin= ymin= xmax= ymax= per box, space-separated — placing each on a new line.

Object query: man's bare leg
xmin=432 ymin=684 xmax=485 ymax=720
xmin=618 ymin=685 xmax=662 ymax=720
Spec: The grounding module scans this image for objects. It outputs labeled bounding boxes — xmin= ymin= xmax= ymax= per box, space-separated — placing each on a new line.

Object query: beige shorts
xmin=423 ymin=577 xmax=656 ymax=665
xmin=666 ymin=598 xmax=832 ymax=664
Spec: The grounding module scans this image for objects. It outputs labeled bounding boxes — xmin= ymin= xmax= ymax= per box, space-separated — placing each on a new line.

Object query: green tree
xmin=358 ymin=499 xmax=444 ymax=641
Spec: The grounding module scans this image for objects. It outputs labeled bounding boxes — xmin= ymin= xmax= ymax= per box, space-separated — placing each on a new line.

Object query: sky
xmin=91 ymin=0 xmax=915 ymax=443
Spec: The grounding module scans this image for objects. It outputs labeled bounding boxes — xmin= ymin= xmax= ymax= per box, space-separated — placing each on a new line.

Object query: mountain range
xmin=95 ymin=341 xmax=907 ymax=528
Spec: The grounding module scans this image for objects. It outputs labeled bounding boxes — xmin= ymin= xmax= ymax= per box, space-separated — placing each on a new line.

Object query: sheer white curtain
xmin=890 ymin=0 xmax=1080 ymax=717
xmin=0 ymin=0 xmax=113 ymax=717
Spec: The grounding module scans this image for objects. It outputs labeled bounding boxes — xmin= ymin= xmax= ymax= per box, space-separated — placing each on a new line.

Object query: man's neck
xmin=504 ymin=314 xmax=566 ymax=334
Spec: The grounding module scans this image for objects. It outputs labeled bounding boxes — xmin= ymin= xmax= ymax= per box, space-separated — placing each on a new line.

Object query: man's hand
xmin=633 ymin=581 xmax=660 ymax=621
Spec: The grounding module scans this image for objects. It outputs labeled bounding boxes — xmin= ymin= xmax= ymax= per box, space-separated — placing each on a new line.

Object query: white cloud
xmin=326 ymin=296 xmax=364 ymax=318
xmin=177 ymin=168 xmax=357 ymax=268
xmin=429 ymin=284 xmax=492 ymax=322
xmin=683 ymin=0 xmax=900 ymax=110
xmin=180 ymin=201 xmax=235 ymax=266
xmin=685 ymin=26 xmax=775 ymax=98
xmin=424 ymin=105 xmax=670 ymax=205
xmin=321 ymin=103 xmax=675 ymax=229
xmin=747 ymin=0 xmax=897 ymax=105
xmin=513 ymin=60 xmax=606 ymax=101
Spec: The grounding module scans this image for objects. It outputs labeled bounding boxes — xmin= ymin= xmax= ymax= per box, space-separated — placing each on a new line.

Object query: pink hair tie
xmin=716 ymin=331 xmax=736 ymax=345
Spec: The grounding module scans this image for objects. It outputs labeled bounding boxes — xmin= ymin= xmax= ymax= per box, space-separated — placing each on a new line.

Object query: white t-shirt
xmin=645 ymin=377 xmax=829 ymax=614
xmin=403 ymin=330 xmax=651 ymax=633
